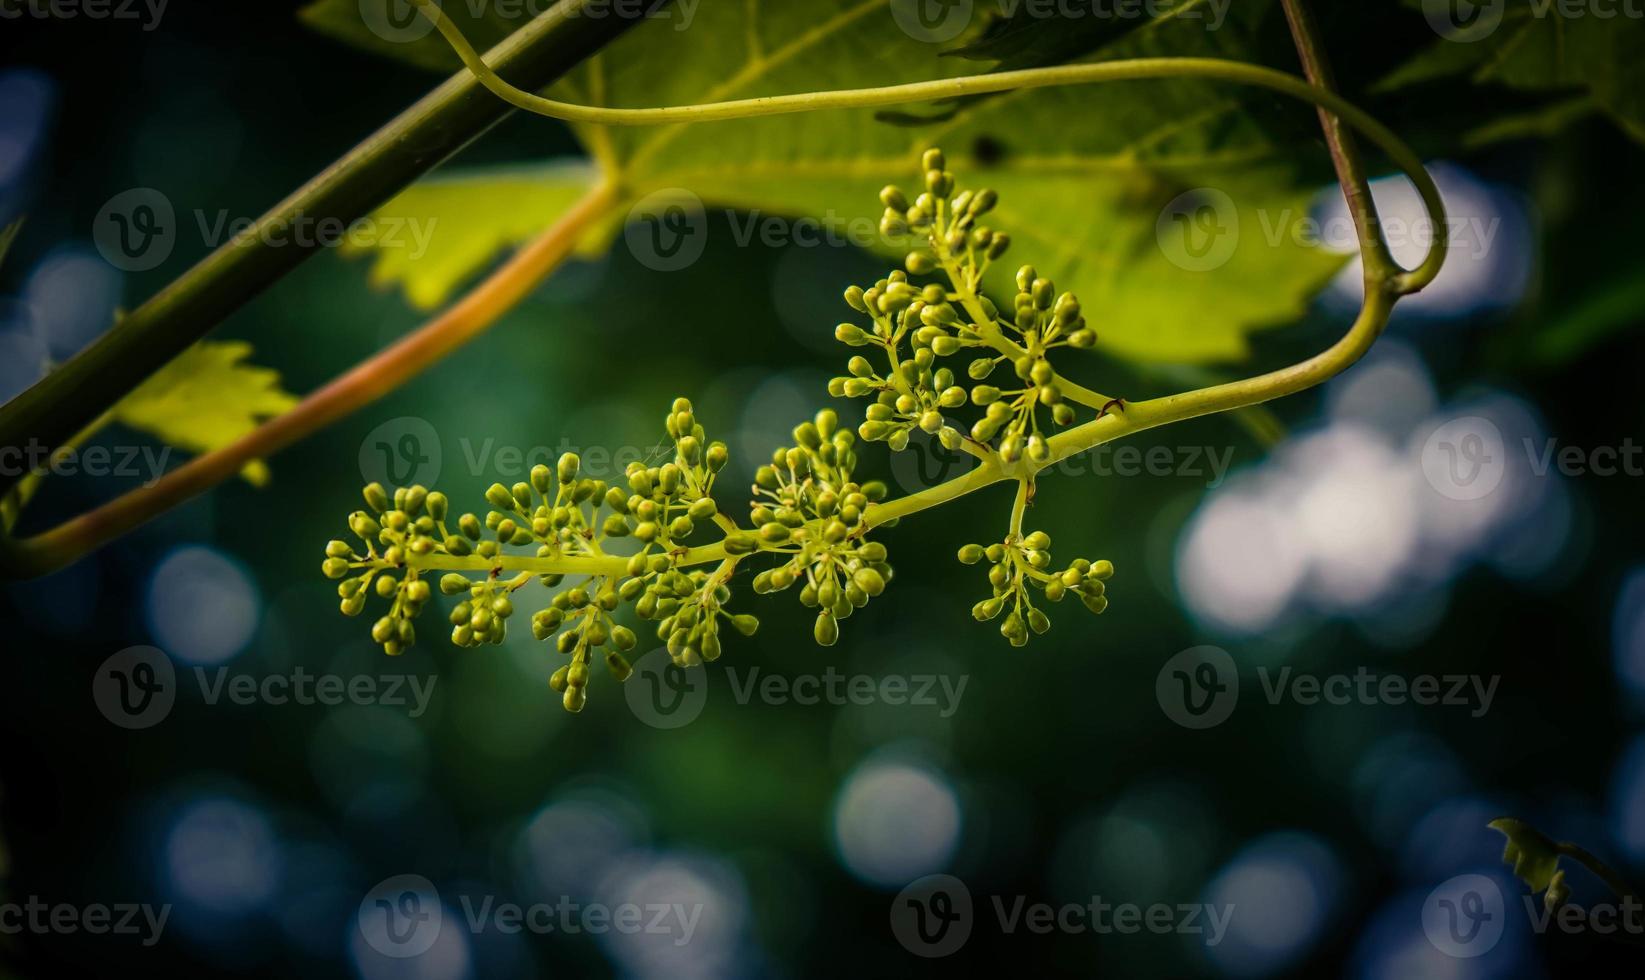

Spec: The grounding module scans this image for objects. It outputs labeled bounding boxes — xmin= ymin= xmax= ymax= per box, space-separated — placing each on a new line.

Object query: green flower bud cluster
xmin=963 ymin=263 xmax=1097 ymax=463
xmin=532 ymin=398 xmax=748 ymax=711
xmin=747 ymin=409 xmax=893 ymax=647
xmin=321 ymin=399 xmax=761 ymax=714
xmin=634 ymin=561 xmax=759 ymax=670
xmin=479 ymin=450 xmax=614 ymax=562
xmin=539 ymin=570 xmax=634 ymax=714
xmin=831 ymin=148 xmax=1102 ymax=466
xmin=958 ymin=531 xmax=1113 ymax=647
xmin=322 ymin=482 xmax=450 ymax=656
xmin=602 ymin=397 xmax=730 ymax=553
xmin=444 ymin=573 xmax=517 ymax=648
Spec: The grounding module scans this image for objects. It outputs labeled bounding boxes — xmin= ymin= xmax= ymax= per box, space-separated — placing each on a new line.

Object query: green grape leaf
xmin=585 ymin=1 xmax=1341 ymax=362
xmin=1489 ymin=817 xmax=1563 ymax=895
xmin=342 ymin=162 xmax=604 ymax=310
xmin=297 ymin=0 xmax=515 ymax=71
xmin=1382 ymin=1 xmax=1645 ymax=142
xmin=112 ymin=341 xmax=300 ymax=486
xmin=348 ymin=0 xmax=1342 ymax=364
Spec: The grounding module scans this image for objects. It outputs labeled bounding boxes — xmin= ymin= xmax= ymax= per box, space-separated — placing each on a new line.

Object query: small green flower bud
xmin=557 ymin=452 xmax=580 ymax=484
xmin=880 ymin=185 xmax=910 ymax=213
xmin=363 ymin=483 xmax=391 ymax=513
xmin=730 ymin=614 xmax=759 ymax=636
xmin=836 ymin=323 xmax=870 ymax=346
xmin=814 ymin=613 xmax=839 ymax=647
xmin=322 ymin=557 xmax=350 ymax=579
xmin=906 ymin=250 xmax=938 ymax=275
xmin=485 ymin=483 xmax=514 ymax=510
xmin=958 ymin=544 xmax=985 ymax=564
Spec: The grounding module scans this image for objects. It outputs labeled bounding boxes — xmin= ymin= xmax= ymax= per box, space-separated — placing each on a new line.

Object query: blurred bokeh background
xmin=2 ymin=1 xmax=1643 ymax=977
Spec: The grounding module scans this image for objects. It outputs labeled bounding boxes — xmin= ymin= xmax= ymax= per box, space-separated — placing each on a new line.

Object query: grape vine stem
xmin=0 ymin=0 xmax=1445 ymax=580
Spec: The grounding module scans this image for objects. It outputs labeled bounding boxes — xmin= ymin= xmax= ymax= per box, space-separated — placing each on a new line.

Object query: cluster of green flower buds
xmin=323 ymin=482 xmax=451 ymax=656
xmin=877 ymin=148 xmax=1010 ymax=262
xmin=963 ymin=264 xmax=1097 ymax=463
xmin=747 ymin=409 xmax=893 ymax=646
xmin=321 ymin=398 xmax=767 ymax=714
xmin=958 ymin=531 xmax=1112 ymax=647
xmin=538 ymin=571 xmax=637 ymax=713
xmin=634 ymin=561 xmax=759 ymax=668
xmin=832 ymin=148 xmax=1101 ymax=466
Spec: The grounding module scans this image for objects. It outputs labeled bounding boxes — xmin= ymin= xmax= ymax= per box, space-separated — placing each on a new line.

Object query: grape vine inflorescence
xmin=322 ymin=149 xmax=1115 ymax=712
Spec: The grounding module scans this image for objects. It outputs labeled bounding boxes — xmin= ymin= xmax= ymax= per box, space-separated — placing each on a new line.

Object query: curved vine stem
xmin=0 ymin=0 xmax=646 ymax=498
xmin=404 ymin=0 xmax=1446 ymax=542
xmin=410 ymin=0 xmax=1445 ymax=295
xmin=0 ymin=182 xmax=619 ymax=578
xmin=1 ymin=0 xmax=1446 ymax=580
